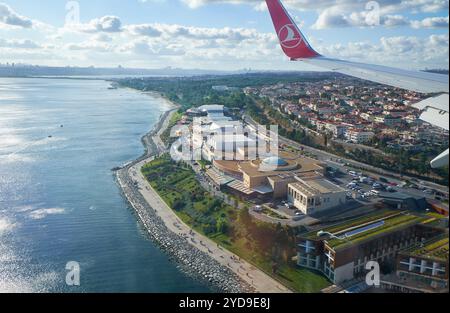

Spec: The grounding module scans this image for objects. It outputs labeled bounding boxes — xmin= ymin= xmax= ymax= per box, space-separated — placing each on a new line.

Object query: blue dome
xmin=262 ymin=157 xmax=288 ymax=167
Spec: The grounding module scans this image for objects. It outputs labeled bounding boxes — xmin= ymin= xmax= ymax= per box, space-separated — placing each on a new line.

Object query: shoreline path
xmin=118 ymin=101 xmax=291 ymax=293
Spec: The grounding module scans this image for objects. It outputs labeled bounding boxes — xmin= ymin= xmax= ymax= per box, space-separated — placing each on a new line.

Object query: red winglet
xmin=265 ymin=0 xmax=320 ymax=59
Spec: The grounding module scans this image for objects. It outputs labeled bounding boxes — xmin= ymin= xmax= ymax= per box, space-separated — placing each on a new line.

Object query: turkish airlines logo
xmin=278 ymin=24 xmax=302 ymax=49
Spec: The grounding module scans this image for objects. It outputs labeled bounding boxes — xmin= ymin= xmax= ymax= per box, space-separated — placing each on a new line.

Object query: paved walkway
xmin=126 ymin=108 xmax=291 ymax=293
xmin=129 ymin=161 xmax=291 ymax=293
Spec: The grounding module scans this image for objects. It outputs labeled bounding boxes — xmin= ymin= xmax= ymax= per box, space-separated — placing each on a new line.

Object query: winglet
xmin=265 ymin=0 xmax=320 ymax=59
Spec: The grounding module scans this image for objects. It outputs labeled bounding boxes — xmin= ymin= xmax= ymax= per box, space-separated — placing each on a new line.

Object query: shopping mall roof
xmin=262 ymin=156 xmax=289 ymax=167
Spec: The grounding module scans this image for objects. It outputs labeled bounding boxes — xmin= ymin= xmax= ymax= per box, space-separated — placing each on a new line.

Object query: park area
xmin=142 ymin=154 xmax=330 ymax=292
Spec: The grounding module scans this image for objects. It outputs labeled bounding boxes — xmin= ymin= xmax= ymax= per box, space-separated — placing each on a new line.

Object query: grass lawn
xmin=160 ymin=111 xmax=183 ymax=145
xmin=142 ymin=154 xmax=331 ymax=293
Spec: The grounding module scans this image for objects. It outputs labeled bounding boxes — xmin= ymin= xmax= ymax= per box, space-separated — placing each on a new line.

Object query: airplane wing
xmin=265 ymin=0 xmax=449 ymax=168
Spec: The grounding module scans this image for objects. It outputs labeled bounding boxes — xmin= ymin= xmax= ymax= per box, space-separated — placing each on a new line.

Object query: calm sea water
xmin=0 ymin=78 xmax=210 ymax=293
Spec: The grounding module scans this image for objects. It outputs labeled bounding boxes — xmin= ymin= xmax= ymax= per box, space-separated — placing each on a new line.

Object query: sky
xmin=0 ymin=0 xmax=449 ymax=71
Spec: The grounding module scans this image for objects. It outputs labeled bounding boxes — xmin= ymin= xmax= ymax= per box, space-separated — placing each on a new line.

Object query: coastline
xmin=114 ymin=92 xmax=258 ymax=293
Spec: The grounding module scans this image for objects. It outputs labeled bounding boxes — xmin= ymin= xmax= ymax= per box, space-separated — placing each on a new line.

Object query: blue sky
xmin=1 ymin=0 xmax=448 ymax=71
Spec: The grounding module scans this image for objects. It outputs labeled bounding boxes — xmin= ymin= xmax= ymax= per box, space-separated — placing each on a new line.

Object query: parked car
xmin=373 ymin=183 xmax=382 ymax=189
xmin=253 ymin=205 xmax=263 ymax=213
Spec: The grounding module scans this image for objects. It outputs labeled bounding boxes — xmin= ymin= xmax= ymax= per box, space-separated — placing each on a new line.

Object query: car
xmin=253 ymin=205 xmax=263 ymax=213
xmin=295 ymin=212 xmax=302 ymax=216
xmin=360 ymin=177 xmax=369 ymax=183
xmin=373 ymin=183 xmax=382 ymax=189
xmin=423 ymin=189 xmax=434 ymax=194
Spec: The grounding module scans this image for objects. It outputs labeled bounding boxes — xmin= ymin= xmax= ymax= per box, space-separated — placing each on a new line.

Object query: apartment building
xmin=345 ymin=129 xmax=375 ymax=144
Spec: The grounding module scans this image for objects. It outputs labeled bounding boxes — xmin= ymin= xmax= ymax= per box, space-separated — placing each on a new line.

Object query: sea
xmin=0 ymin=77 xmax=210 ymax=293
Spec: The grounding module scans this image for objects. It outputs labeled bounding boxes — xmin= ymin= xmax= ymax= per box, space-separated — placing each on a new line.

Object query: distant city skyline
xmin=0 ymin=0 xmax=449 ymax=71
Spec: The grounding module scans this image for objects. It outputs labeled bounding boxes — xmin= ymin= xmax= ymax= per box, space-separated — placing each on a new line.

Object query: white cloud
xmin=318 ymin=33 xmax=449 ymax=68
xmin=0 ymin=1 xmax=447 ymax=70
xmin=127 ymin=23 xmax=260 ymax=41
xmin=92 ymin=33 xmax=114 ymax=42
xmin=127 ymin=24 xmax=162 ymax=37
xmin=68 ymin=16 xmax=123 ymax=33
xmin=180 ymin=0 xmax=450 ymax=29
xmin=0 ymin=38 xmax=41 ymax=49
xmin=411 ymin=15 xmax=449 ymax=28
xmin=181 ymin=0 xmax=449 ymax=13
xmin=0 ymin=2 xmax=33 ymax=28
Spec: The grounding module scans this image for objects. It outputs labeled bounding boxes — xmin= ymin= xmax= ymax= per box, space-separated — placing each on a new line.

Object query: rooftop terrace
xmin=304 ymin=209 xmax=433 ymax=250
xmin=403 ymin=235 xmax=449 ymax=262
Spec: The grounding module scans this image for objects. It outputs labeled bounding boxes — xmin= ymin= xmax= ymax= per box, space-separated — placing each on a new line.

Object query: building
xmin=287 ymin=178 xmax=347 ymax=215
xmin=323 ymin=122 xmax=347 ymax=138
xmin=212 ymin=85 xmax=240 ymax=92
xmin=204 ymin=133 xmax=254 ymax=161
xmin=297 ymin=210 xmax=446 ymax=284
xmin=191 ymin=107 xmax=252 ymax=162
xmin=379 ymin=192 xmax=428 ymax=211
xmin=208 ymin=150 xmax=326 ymax=199
xmin=393 ymin=235 xmax=448 ymax=292
xmin=186 ymin=108 xmax=207 ymax=117
xmin=374 ymin=115 xmax=403 ymax=127
xmin=345 ymin=129 xmax=375 ymax=144
xmin=197 ymin=104 xmax=227 ymax=117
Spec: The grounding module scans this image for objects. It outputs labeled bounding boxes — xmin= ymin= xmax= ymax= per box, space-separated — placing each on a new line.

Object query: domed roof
xmin=262 ymin=156 xmax=288 ymax=167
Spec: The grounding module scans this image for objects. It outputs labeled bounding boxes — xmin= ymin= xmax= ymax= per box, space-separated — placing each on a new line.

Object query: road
xmin=243 ymin=114 xmax=449 ymax=197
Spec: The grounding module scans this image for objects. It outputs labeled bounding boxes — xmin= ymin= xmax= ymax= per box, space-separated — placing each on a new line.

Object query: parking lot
xmin=327 ymin=161 xmax=448 ymax=204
